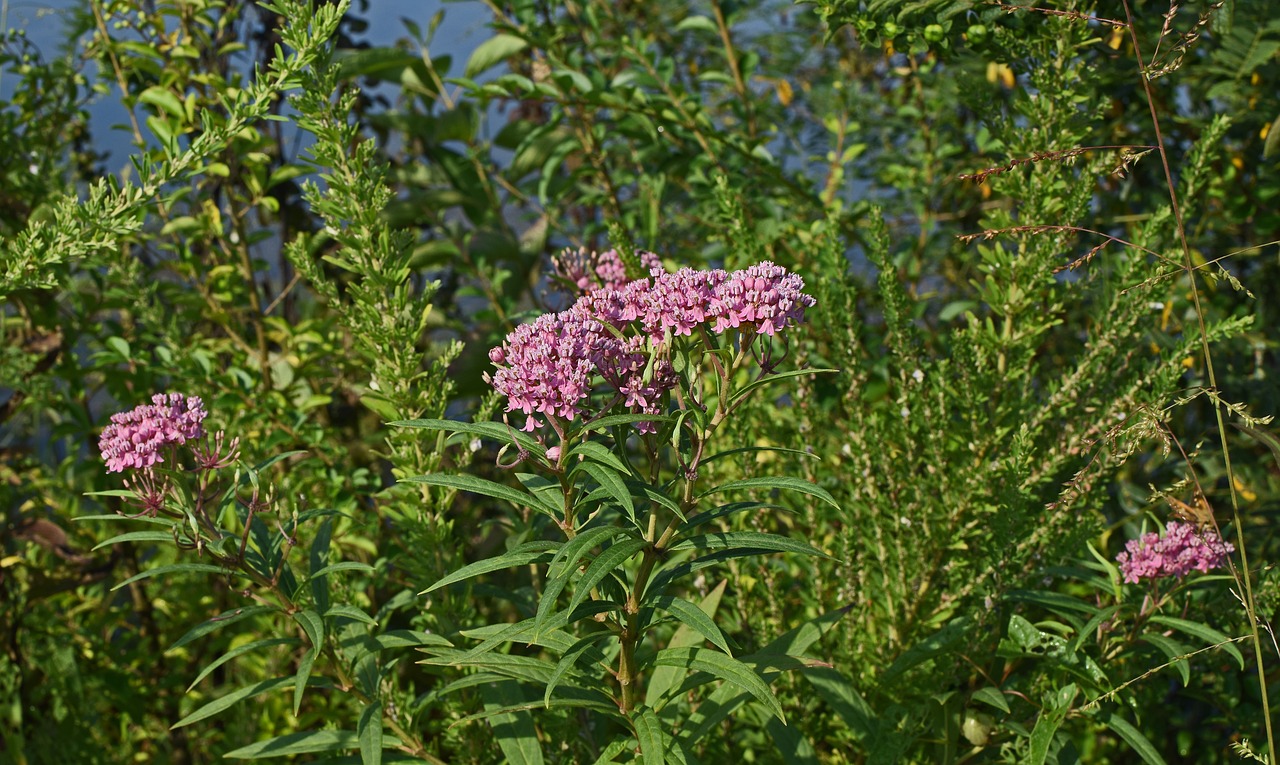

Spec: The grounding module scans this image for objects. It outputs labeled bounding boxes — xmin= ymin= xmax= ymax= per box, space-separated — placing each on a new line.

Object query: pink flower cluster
xmin=551 ymin=247 xmax=663 ymax=293
xmin=487 ymin=260 xmax=815 ymax=432
xmin=1116 ymin=521 xmax=1234 ymax=584
xmin=99 ymin=393 xmax=207 ymax=473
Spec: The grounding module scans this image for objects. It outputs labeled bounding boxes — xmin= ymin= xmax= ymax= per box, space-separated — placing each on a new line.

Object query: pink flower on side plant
xmin=99 ymin=393 xmax=207 ymax=473
xmin=1115 ymin=521 xmax=1234 ymax=584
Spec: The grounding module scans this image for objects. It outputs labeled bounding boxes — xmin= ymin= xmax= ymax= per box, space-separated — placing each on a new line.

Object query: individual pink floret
xmin=99 ymin=393 xmax=207 ymax=473
xmin=1116 ymin=521 xmax=1234 ymax=584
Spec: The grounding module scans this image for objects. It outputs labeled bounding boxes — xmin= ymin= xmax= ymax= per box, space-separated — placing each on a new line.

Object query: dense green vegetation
xmin=2 ymin=0 xmax=1279 ymax=762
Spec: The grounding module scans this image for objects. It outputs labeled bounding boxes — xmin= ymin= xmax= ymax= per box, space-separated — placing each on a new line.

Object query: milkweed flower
xmin=551 ymin=247 xmax=663 ymax=293
xmin=487 ymin=260 xmax=815 ymax=433
xmin=1116 ymin=521 xmax=1234 ymax=584
xmin=709 ymin=261 xmax=816 ymax=336
xmin=99 ymin=393 xmax=207 ymax=473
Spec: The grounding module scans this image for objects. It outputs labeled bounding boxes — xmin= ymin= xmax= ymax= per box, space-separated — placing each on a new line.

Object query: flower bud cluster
xmin=487 ymin=260 xmax=815 ymax=432
xmin=99 ymin=393 xmax=207 ymax=473
xmin=1116 ymin=521 xmax=1234 ymax=584
xmin=551 ymin=247 xmax=663 ymax=294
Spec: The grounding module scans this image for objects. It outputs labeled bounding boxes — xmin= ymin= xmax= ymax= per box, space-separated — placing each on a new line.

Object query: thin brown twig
xmin=985 ymin=2 xmax=1128 ymax=28
xmin=957 ymin=145 xmax=1156 ymax=183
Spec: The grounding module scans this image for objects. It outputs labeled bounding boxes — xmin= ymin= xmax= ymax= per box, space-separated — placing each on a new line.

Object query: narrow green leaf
xmin=670 ymin=531 xmax=832 ymax=559
xmin=698 ymin=475 xmax=840 ymax=510
xmin=311 ymin=561 xmax=377 ymax=578
xmin=645 ymin=581 xmax=727 ymax=708
xmin=680 ymin=502 xmax=788 ymax=533
xmin=802 ymin=667 xmax=875 ymax=741
xmin=392 ymin=418 xmax=544 ymax=456
xmin=402 ymin=473 xmax=547 ymax=514
xmin=420 ymin=541 xmax=559 ymax=594
xmin=358 ymin=701 xmax=383 ymax=765
xmin=702 ymin=446 xmax=818 ymax=466
xmin=568 ymin=440 xmax=631 ymax=473
xmin=326 ymin=604 xmax=377 ymax=625
xmin=1140 ymin=634 xmax=1191 ymax=686
xmin=171 ymin=676 xmax=296 ymax=728
xmin=576 ymin=412 xmax=671 ymax=433
xmin=649 ymin=647 xmax=784 ymax=722
xmin=1099 ymin=710 xmax=1169 ymax=765
xmin=648 ymin=595 xmax=735 ymax=655
xmin=311 ymin=518 xmax=334 ymax=614
xmin=1147 ymin=616 xmax=1245 ymax=669
xmin=537 ymin=526 xmax=632 ymax=636
xmin=166 ymin=605 xmax=282 ymax=652
xmin=112 ymin=563 xmax=240 ymax=591
xmin=627 ymin=481 xmax=685 ymax=521
xmin=91 ymin=530 xmax=176 ymax=550
xmin=479 ymin=681 xmax=545 ymax=765
xmin=364 ymin=630 xmax=452 ymax=651
xmin=633 ymin=706 xmax=665 ymax=765
xmin=223 ymin=729 xmax=364 ymax=758
xmin=293 ymin=609 xmax=325 ymax=648
xmin=544 ymin=632 xmax=614 ymax=706
xmin=186 ymin=637 xmax=300 ymax=690
xmin=728 ymin=368 xmax=839 ymax=409
xmin=567 ymin=538 xmax=648 ymax=615
xmin=294 ymin=647 xmax=318 ymax=716
xmin=574 ymin=461 xmax=635 ymax=520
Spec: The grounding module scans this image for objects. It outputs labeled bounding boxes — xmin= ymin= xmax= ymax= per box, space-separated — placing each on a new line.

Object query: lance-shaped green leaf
xmin=645 ymin=595 xmax=735 ymax=656
xmin=292 ymin=608 xmax=325 ymax=715
xmin=310 ymin=518 xmax=334 ymax=614
xmin=543 ymin=631 xmax=615 ymax=706
xmin=480 ymin=681 xmax=545 ymax=765
xmin=573 ymin=412 xmax=672 ymax=433
xmin=566 ymin=537 xmax=648 ymax=615
xmin=310 ymin=561 xmax=377 ymax=578
xmin=632 ymin=706 xmax=666 ymax=765
xmin=645 ymin=581 xmax=727 ymax=709
xmin=1097 ymin=709 xmax=1168 ymax=765
xmin=402 ymin=473 xmax=550 ymax=515
xmin=91 ymin=530 xmax=178 ymax=550
xmin=647 ymin=647 xmax=784 ymax=723
xmin=568 ymin=439 xmax=632 ymax=473
xmin=449 ymin=601 xmax=619 ymax=663
xmin=678 ymin=502 xmax=788 ymax=533
xmin=515 ymin=473 xmax=564 ymax=515
xmin=702 ymin=445 xmax=820 ymax=467
xmin=627 ymin=480 xmax=686 ymax=521
xmin=327 ymin=604 xmax=377 ymax=625
xmin=223 ymin=729 xmax=401 ymax=759
xmin=698 ymin=476 xmax=839 ymax=510
xmin=172 ymin=676 xmax=298 ymax=728
xmin=647 ymin=548 xmax=779 ymax=597
xmin=573 ymin=461 xmax=636 ymax=520
xmin=420 ymin=541 xmax=560 ymax=594
xmin=1147 ymin=615 xmax=1245 ymax=669
xmin=669 ymin=531 xmax=832 ymax=560
xmin=537 ymin=526 xmax=634 ymax=637
xmin=360 ymin=630 xmax=453 ymax=652
xmin=112 ymin=563 xmax=241 ymax=591
xmin=728 ymin=368 xmax=839 ymax=409
xmin=392 ymin=417 xmax=544 ymax=456
xmin=167 ymin=605 xmax=282 ymax=653
xmin=358 ymin=701 xmax=383 ymax=765
xmin=186 ymin=637 xmax=300 ymax=691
